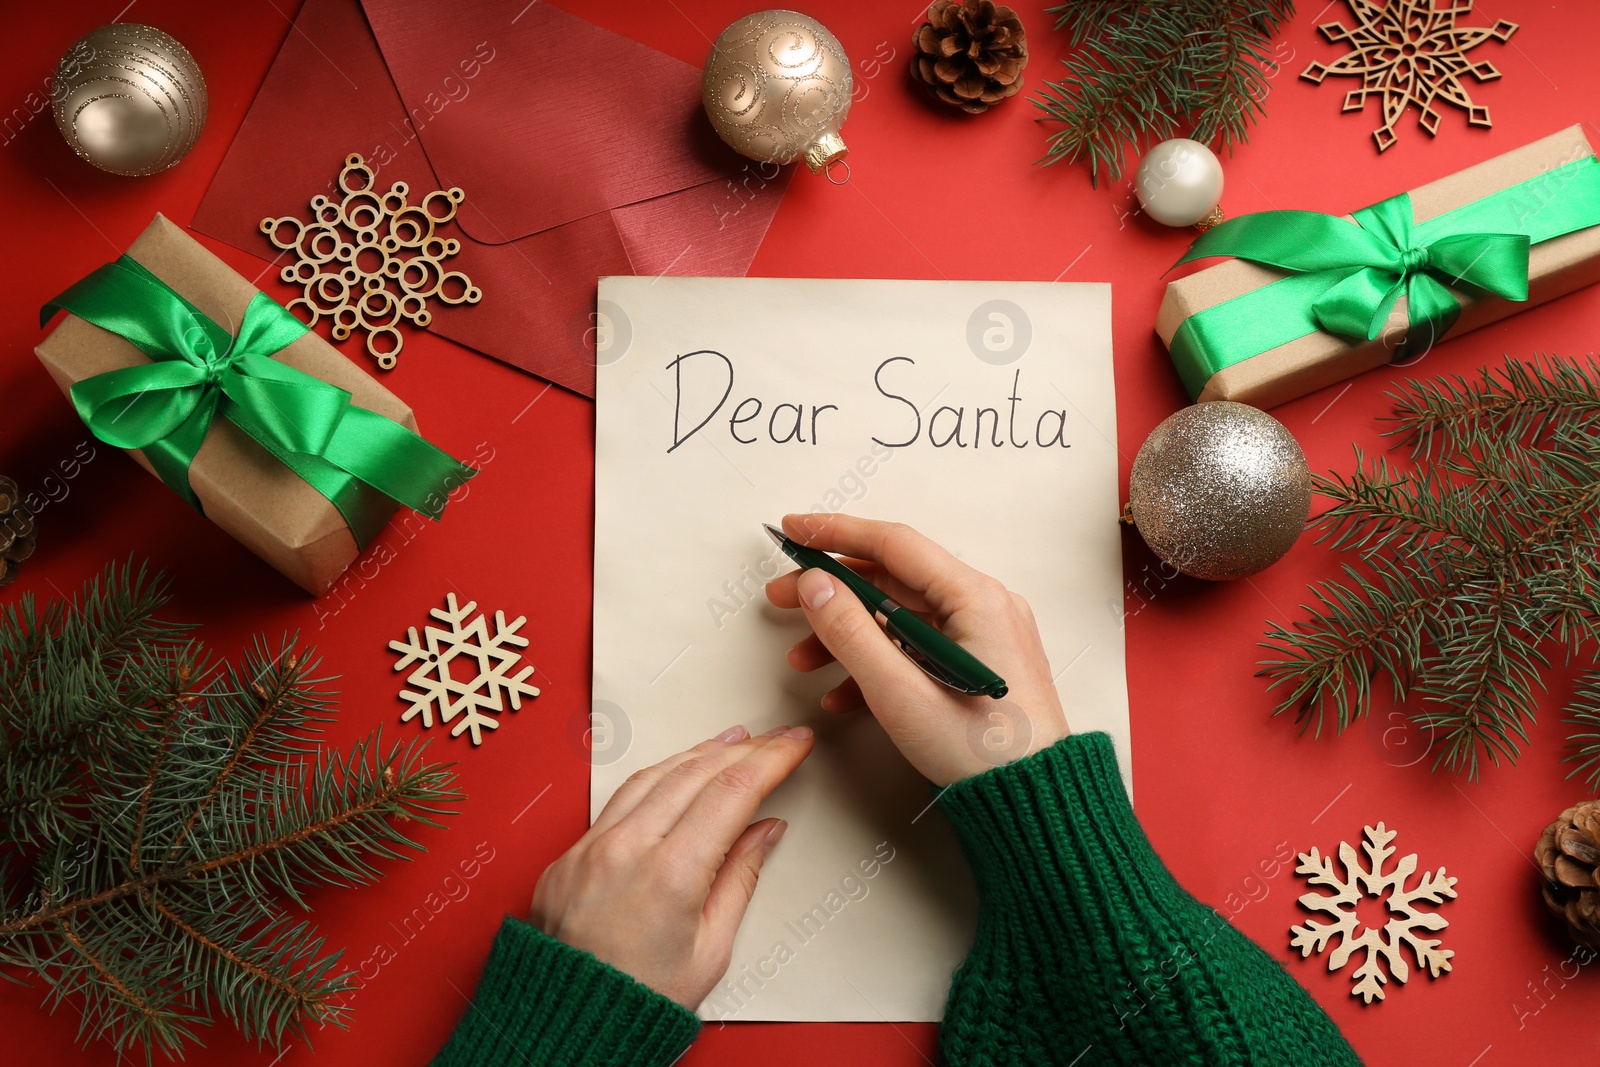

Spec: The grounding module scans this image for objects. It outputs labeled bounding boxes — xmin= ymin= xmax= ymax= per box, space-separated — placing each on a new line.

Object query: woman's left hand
xmin=529 ymin=723 xmax=815 ymax=1009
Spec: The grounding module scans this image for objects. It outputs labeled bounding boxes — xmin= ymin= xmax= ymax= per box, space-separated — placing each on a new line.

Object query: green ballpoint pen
xmin=763 ymin=522 xmax=1008 ymax=699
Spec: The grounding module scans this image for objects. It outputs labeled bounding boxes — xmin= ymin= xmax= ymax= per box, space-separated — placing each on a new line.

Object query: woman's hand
xmin=765 ymin=513 xmax=1068 ymax=786
xmin=530 ymin=724 xmax=815 ymax=1009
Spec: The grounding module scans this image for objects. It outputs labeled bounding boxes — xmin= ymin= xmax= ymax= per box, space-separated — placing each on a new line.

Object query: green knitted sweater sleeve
xmin=428 ymin=917 xmax=700 ymax=1067
xmin=934 ymin=731 xmax=1363 ymax=1067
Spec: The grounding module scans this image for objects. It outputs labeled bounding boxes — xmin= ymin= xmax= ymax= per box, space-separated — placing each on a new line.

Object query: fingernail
xmin=784 ymin=725 xmax=814 ymax=740
xmin=763 ymin=820 xmax=788 ymax=851
xmin=713 ymin=724 xmax=747 ymax=744
xmin=798 ymin=568 xmax=834 ymax=611
xmin=762 ymin=724 xmax=792 ymax=736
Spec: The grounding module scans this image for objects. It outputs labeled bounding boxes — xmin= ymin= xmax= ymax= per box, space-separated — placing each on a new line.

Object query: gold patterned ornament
xmin=1121 ymin=402 xmax=1310 ymax=581
xmin=52 ymin=24 xmax=207 ymax=176
xmin=260 ymin=154 xmax=479 ymax=370
xmin=1302 ymin=0 xmax=1517 ymax=153
xmin=702 ymin=10 xmax=853 ymax=176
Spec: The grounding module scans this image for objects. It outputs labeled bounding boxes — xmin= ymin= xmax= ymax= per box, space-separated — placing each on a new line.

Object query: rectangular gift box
xmin=36 ymin=213 xmax=417 ymax=595
xmin=1156 ymin=125 xmax=1600 ymax=408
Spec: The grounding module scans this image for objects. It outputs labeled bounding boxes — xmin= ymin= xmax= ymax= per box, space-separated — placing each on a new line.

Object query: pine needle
xmin=0 ymin=563 xmax=463 ymax=1061
xmin=1033 ymin=0 xmax=1294 ymax=185
xmin=1260 ymin=355 xmax=1600 ymax=782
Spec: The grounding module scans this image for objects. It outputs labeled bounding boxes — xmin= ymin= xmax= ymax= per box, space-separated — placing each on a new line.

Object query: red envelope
xmin=192 ymin=0 xmax=790 ymax=396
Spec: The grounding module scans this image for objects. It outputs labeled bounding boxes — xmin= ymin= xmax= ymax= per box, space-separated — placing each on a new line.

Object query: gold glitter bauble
xmin=1125 ymin=402 xmax=1310 ymax=581
xmin=52 ymin=24 xmax=207 ymax=177
xmin=702 ymin=9 xmax=852 ymax=173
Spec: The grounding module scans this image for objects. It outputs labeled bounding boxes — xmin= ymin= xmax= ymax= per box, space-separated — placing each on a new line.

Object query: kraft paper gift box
xmin=1156 ymin=125 xmax=1600 ymax=409
xmin=36 ymin=213 xmax=458 ymax=595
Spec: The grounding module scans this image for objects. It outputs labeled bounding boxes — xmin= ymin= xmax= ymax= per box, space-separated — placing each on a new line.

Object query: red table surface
xmin=2 ymin=1 xmax=1596 ymax=1063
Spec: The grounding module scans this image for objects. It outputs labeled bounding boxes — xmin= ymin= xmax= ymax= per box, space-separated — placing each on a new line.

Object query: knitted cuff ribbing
xmin=430 ymin=918 xmax=701 ymax=1067
xmin=935 ymin=732 xmax=1362 ymax=1066
xmin=936 ymin=732 xmax=1202 ymax=972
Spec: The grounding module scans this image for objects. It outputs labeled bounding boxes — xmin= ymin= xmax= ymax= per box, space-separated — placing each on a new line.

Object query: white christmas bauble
xmin=1135 ymin=138 xmax=1224 ymax=228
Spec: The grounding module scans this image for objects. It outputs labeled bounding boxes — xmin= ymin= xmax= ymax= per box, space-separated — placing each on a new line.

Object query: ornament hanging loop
xmin=826 ymin=160 xmax=851 ymax=186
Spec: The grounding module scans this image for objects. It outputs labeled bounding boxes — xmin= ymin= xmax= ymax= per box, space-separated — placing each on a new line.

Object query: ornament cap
xmin=802 ymin=130 xmax=848 ymax=174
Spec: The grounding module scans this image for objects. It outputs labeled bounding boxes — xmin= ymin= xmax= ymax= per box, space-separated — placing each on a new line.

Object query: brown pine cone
xmin=1536 ymin=801 xmax=1600 ymax=946
xmin=0 ymin=476 xmax=35 ymax=588
xmin=911 ymin=0 xmax=1028 ymax=114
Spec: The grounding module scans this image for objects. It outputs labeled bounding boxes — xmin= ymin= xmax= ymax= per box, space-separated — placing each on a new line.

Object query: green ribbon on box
xmin=1168 ymin=154 xmax=1600 ymax=399
xmin=41 ymin=255 xmax=475 ymax=547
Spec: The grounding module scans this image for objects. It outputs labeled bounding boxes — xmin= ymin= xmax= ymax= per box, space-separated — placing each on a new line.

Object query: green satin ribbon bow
xmin=41 ymin=255 xmax=475 ymax=547
xmin=1168 ymin=155 xmax=1600 ymax=398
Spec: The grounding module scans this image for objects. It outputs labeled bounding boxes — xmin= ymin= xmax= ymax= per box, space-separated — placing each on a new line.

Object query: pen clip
xmin=877 ymin=600 xmax=988 ymax=696
xmin=891 ymin=636 xmax=989 ymax=695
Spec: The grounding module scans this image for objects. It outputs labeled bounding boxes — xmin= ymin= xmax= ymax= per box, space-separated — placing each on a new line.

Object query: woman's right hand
xmin=764 ymin=513 xmax=1070 ymax=787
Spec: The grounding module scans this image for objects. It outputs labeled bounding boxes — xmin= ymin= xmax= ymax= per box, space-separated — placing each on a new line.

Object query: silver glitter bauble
xmin=1125 ymin=402 xmax=1310 ymax=581
xmin=702 ymin=10 xmax=852 ymax=173
xmin=52 ymin=24 xmax=207 ymax=177
xmin=1135 ymin=138 xmax=1224 ymax=228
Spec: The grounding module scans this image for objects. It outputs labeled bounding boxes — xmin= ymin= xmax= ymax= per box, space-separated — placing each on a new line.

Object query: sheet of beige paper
xmin=593 ymin=276 xmax=1130 ymax=1022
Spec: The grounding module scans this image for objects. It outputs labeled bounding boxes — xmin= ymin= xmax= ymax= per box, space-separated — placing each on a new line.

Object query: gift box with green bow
xmin=1156 ymin=125 xmax=1600 ymax=409
xmin=35 ymin=214 xmax=477 ymax=595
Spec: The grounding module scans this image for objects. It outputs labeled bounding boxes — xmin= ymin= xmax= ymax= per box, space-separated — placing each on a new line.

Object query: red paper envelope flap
xmin=191 ymin=0 xmax=487 ymax=271
xmin=193 ymin=0 xmax=636 ymax=397
xmin=359 ymin=0 xmax=743 ymax=245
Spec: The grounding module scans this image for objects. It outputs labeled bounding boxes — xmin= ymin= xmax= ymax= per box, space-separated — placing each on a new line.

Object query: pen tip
xmin=762 ymin=522 xmax=785 ymax=545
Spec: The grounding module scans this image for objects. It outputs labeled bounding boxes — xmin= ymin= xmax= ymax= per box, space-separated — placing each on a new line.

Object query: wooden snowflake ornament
xmin=1291 ymin=822 xmax=1457 ymax=1003
xmin=259 ymin=153 xmax=481 ymax=369
xmin=389 ymin=593 xmax=540 ymax=745
xmin=1302 ymin=0 xmax=1518 ymax=152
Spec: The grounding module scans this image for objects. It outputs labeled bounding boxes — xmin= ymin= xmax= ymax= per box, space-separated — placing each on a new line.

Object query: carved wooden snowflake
xmin=1291 ymin=822 xmax=1457 ymax=1003
xmin=1301 ymin=0 xmax=1518 ymax=152
xmin=388 ymin=593 xmax=540 ymax=745
xmin=260 ymin=153 xmax=481 ymax=371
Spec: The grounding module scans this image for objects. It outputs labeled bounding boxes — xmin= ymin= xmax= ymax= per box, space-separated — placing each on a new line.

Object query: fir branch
xmin=165 ymin=639 xmax=332 ymax=864
xmin=145 ymin=895 xmax=350 ymax=1046
xmin=0 ymin=739 xmax=452 ymax=930
xmin=1261 ymin=356 xmax=1600 ymax=780
xmin=1567 ymin=671 xmax=1600 ymax=791
xmin=1034 ymin=0 xmax=1293 ymax=185
xmin=1413 ymin=579 xmax=1545 ymax=780
xmin=1388 ymin=356 xmax=1600 ymax=459
xmin=58 ymin=922 xmax=174 ymax=1052
xmin=0 ymin=565 xmax=463 ymax=1061
xmin=53 ymin=910 xmax=206 ymax=1060
xmin=1 ymin=561 xmax=186 ymax=739
xmin=128 ymin=662 xmax=197 ymax=874
xmin=1311 ymin=448 xmax=1492 ymax=560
